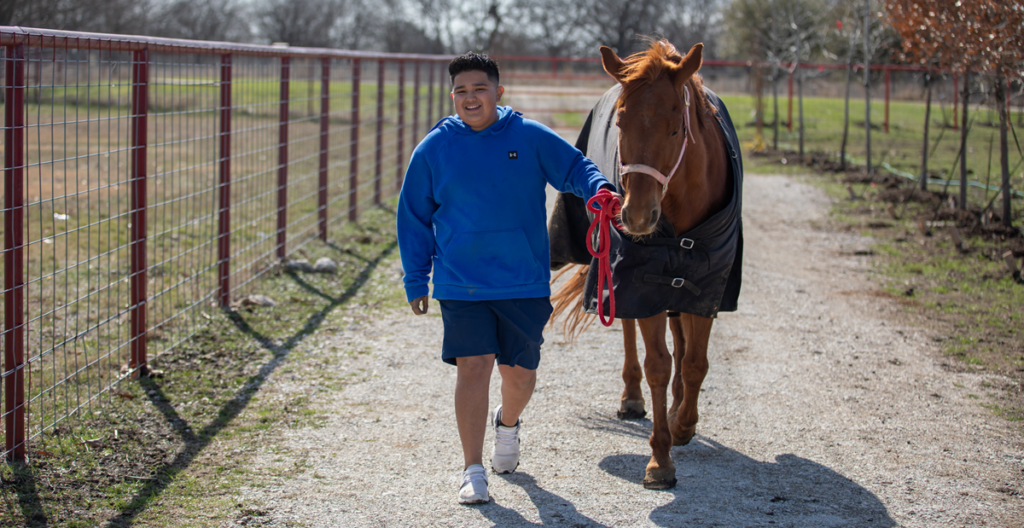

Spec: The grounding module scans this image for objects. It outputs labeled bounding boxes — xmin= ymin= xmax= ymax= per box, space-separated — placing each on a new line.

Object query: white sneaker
xmin=458 ymin=464 xmax=489 ymax=504
xmin=491 ymin=405 xmax=521 ymax=474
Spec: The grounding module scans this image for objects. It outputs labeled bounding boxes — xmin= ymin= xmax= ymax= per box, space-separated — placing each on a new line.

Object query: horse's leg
xmin=669 ymin=314 xmax=713 ymax=447
xmin=618 ymin=318 xmax=646 ymax=419
xmin=666 ymin=314 xmax=685 ymax=428
xmin=637 ymin=315 xmax=676 ymax=489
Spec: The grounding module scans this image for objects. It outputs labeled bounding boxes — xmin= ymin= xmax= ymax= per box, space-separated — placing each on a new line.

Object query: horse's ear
xmin=600 ymin=46 xmax=627 ymax=83
xmin=672 ymin=43 xmax=704 ymax=92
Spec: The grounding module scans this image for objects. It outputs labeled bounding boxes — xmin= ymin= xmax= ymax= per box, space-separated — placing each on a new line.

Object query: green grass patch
xmin=0 ymin=200 xmax=407 ymax=527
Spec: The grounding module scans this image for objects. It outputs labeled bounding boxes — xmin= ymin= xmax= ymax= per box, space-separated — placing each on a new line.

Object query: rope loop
xmin=586 ymin=189 xmax=622 ymax=327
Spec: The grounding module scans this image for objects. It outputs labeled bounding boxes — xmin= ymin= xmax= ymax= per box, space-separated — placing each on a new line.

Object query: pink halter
xmin=618 ymin=85 xmax=692 ymax=197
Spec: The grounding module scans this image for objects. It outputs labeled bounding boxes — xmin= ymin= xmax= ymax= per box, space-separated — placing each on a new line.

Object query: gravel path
xmin=235 ymin=173 xmax=1023 ymax=527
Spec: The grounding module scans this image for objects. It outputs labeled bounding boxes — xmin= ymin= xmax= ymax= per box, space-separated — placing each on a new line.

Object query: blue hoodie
xmin=398 ymin=106 xmax=611 ymax=302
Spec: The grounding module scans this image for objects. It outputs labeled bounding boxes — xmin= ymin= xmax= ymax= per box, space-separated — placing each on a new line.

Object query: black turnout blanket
xmin=548 ymin=84 xmax=743 ymax=319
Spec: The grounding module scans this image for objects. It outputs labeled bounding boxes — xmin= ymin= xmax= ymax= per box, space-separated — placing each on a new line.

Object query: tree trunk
xmin=841 ymin=59 xmax=852 ymax=170
xmin=863 ymin=0 xmax=872 ymax=175
xmin=997 ymin=76 xmax=1012 ymax=227
xmin=959 ymin=72 xmax=970 ymax=210
xmin=920 ymin=69 xmax=932 ymax=191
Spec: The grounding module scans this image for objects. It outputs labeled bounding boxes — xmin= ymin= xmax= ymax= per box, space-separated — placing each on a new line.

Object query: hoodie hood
xmin=433 ymin=105 xmax=520 ymax=136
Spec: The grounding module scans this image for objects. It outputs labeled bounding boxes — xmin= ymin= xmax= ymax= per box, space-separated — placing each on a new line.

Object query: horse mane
xmin=616 ymin=39 xmax=715 ymax=127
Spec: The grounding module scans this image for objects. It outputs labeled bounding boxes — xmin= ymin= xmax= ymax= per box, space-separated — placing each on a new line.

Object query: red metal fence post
xmin=3 ymin=43 xmax=26 ymax=461
xmin=375 ymin=59 xmax=384 ymax=205
xmin=349 ymin=59 xmax=360 ymax=222
xmin=217 ymin=54 xmax=232 ymax=307
xmin=129 ymin=48 xmax=150 ymax=377
xmin=427 ymin=62 xmax=434 ymax=130
xmin=953 ymin=73 xmax=959 ymax=131
xmin=396 ymin=60 xmax=405 ymax=190
xmin=413 ymin=61 xmax=420 ymax=140
xmin=439 ymin=61 xmax=447 ymax=116
xmin=884 ymin=67 xmax=890 ymax=134
xmin=319 ymin=58 xmax=330 ymax=240
xmin=787 ymin=70 xmax=793 ymax=133
xmin=276 ymin=57 xmax=290 ymax=259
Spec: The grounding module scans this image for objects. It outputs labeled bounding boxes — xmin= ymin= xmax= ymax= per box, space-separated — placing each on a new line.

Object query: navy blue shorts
xmin=438 ymin=297 xmax=553 ymax=370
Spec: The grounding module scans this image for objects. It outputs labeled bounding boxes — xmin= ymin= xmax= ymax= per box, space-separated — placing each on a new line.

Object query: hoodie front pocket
xmin=443 ymin=229 xmax=541 ymax=288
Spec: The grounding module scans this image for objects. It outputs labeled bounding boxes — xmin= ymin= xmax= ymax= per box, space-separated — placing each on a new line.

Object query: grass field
xmin=719 ymin=93 xmax=1024 ymax=217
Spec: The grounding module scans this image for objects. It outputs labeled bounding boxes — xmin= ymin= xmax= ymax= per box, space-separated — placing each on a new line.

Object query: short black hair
xmin=448 ymin=51 xmax=500 ymax=86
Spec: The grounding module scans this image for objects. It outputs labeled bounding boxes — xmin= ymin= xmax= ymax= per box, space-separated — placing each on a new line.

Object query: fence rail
xmin=1 ymin=26 xmax=453 ymax=461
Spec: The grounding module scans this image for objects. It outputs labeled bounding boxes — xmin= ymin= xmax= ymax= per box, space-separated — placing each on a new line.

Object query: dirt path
xmin=233 ymin=173 xmax=1023 ymax=527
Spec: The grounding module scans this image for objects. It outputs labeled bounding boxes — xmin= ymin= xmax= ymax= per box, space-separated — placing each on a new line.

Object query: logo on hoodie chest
xmin=508 ymin=151 xmax=518 ymax=160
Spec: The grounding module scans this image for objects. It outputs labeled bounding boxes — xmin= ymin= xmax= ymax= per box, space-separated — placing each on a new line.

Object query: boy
xmin=397 ymin=52 xmax=616 ymax=504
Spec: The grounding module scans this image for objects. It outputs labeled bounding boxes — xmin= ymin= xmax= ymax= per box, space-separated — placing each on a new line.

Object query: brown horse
xmin=551 ymin=40 xmax=737 ymax=489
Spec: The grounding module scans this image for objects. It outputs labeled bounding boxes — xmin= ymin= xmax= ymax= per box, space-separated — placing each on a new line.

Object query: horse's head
xmin=600 ymin=41 xmax=704 ymax=235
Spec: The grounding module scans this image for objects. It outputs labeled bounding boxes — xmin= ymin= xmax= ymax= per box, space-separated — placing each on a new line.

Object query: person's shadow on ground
xmin=474 ymin=472 xmax=612 ymax=527
xmin=594 ymin=416 xmax=896 ymax=527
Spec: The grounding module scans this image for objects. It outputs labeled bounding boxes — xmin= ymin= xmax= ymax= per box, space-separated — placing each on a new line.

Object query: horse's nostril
xmin=649 ymin=210 xmax=660 ymax=228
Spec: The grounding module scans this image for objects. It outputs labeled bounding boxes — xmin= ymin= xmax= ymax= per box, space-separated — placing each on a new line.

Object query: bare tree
xmin=511 ymin=0 xmax=587 ymax=57
xmin=581 ymin=0 xmax=659 ymax=56
xmin=461 ymin=0 xmax=510 ymax=53
xmin=415 ymin=0 xmax=460 ymax=53
xmin=659 ymin=0 xmax=722 ymax=59
xmin=254 ymin=0 xmax=354 ymax=48
xmin=376 ymin=0 xmax=445 ymax=53
xmin=150 ymin=0 xmax=250 ymax=42
xmin=3 ymin=0 xmax=153 ymax=34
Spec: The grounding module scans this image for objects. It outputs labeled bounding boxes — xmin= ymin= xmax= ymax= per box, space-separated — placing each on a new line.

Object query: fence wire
xmin=3 ymin=27 xmax=1021 ymax=461
xmin=1 ymin=28 xmax=452 ymax=460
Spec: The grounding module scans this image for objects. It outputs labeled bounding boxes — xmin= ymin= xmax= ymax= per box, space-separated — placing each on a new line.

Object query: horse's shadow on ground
xmin=595 ymin=417 xmax=896 ymax=527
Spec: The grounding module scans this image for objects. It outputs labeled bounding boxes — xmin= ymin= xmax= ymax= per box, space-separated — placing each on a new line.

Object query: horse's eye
xmin=670 ymin=130 xmax=678 ymax=136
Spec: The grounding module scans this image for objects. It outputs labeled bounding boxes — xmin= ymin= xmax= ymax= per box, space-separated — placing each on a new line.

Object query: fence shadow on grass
xmin=7 ymin=462 xmax=48 ymax=527
xmin=599 ymin=436 xmax=896 ymax=527
xmin=106 ymin=239 xmax=398 ymax=527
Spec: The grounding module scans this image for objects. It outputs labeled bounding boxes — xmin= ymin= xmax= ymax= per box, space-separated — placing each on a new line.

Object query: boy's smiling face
xmin=451 ymin=70 xmax=504 ymax=132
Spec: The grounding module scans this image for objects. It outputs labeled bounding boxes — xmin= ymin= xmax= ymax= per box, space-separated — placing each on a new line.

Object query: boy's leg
xmin=455 ymin=354 xmax=496 ymax=469
xmin=496 ymin=364 xmax=536 ymax=426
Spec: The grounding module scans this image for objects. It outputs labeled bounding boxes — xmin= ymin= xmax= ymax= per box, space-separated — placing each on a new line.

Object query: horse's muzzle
xmin=620 ymin=204 xmax=661 ymax=235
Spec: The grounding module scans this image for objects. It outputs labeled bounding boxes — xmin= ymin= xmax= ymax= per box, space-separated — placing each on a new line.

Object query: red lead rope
xmin=586 ymin=189 xmax=622 ymax=327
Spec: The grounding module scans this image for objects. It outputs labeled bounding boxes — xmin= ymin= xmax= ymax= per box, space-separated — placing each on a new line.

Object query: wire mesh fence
xmin=1 ymin=27 xmax=453 ymax=461
xmin=2 ymin=28 xmax=1021 ymax=462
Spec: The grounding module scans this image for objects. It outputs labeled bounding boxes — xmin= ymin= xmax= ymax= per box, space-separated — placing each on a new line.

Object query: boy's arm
xmin=531 ymin=123 xmax=613 ymax=199
xmin=397 ymin=148 xmax=438 ymax=303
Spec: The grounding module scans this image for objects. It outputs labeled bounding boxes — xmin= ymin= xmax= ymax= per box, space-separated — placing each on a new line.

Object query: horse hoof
xmin=671 ymin=425 xmax=695 ymax=446
xmin=642 ymin=467 xmax=678 ymax=490
xmin=617 ymin=400 xmax=647 ymax=420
